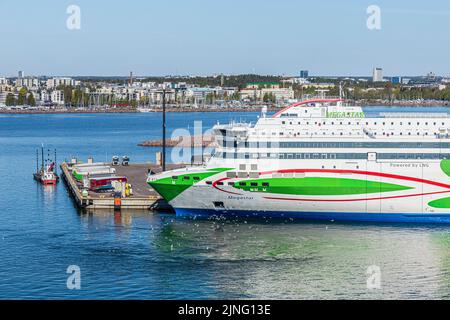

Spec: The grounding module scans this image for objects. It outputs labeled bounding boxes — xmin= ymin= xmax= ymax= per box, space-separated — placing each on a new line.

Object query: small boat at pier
xmin=33 ymin=146 xmax=59 ymax=185
xmin=34 ymin=162 xmax=58 ymax=185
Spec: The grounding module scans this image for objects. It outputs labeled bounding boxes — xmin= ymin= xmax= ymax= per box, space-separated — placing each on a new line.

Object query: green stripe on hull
xmin=441 ymin=160 xmax=450 ymax=177
xmin=428 ymin=197 xmax=450 ymax=209
xmin=148 ymin=168 xmax=232 ymax=202
xmin=234 ymin=177 xmax=413 ymax=196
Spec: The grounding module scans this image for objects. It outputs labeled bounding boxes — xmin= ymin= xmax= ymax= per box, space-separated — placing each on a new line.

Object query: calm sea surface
xmin=0 ymin=107 xmax=449 ymax=299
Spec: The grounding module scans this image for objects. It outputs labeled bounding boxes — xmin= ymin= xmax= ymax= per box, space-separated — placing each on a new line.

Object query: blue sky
xmin=0 ymin=0 xmax=449 ymax=77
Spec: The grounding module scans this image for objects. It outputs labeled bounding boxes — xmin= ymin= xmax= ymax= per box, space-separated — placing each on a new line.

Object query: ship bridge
xmin=272 ymin=97 xmax=364 ymax=120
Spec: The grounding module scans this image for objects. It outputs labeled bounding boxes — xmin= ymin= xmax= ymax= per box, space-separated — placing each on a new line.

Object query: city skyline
xmin=1 ymin=0 xmax=450 ymax=76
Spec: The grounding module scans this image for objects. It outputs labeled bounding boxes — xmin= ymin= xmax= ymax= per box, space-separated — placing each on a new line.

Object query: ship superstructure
xmin=148 ymin=97 xmax=450 ymax=223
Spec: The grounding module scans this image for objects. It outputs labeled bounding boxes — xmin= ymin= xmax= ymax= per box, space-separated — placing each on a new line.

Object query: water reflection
xmin=152 ymin=218 xmax=450 ymax=299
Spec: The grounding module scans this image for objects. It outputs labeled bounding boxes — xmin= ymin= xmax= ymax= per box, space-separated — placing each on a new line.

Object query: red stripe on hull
xmin=259 ymin=169 xmax=450 ymax=189
xmin=272 ymin=98 xmax=343 ymax=118
xmin=210 ymin=168 xmax=450 ymax=202
xmin=212 ymin=178 xmax=242 ymax=195
xmin=265 ymin=190 xmax=450 ymax=202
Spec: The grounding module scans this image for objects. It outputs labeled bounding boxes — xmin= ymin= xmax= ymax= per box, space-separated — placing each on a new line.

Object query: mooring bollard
xmin=114 ymin=191 xmax=122 ymax=210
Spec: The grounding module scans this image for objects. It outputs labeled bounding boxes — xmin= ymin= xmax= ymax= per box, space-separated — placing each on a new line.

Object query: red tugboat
xmin=33 ymin=146 xmax=59 ymax=185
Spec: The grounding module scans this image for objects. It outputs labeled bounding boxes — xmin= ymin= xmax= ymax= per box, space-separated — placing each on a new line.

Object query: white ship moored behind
xmin=148 ymin=95 xmax=450 ymax=223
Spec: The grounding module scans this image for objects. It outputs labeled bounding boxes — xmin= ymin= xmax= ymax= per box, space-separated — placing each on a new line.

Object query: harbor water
xmin=0 ymin=108 xmax=449 ymax=299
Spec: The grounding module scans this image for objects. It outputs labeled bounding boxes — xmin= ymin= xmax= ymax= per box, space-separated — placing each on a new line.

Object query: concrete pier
xmin=61 ymin=162 xmax=184 ymax=210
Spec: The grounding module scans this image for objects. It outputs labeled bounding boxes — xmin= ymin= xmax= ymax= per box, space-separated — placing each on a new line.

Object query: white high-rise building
xmin=372 ymin=68 xmax=383 ymax=82
xmin=46 ymin=77 xmax=75 ymax=88
xmin=16 ymin=77 xmax=39 ymax=88
xmin=51 ymin=90 xmax=65 ymax=105
xmin=40 ymin=90 xmax=50 ymax=103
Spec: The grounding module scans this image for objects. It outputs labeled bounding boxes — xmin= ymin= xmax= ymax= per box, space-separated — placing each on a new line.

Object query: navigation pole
xmin=162 ymin=89 xmax=166 ymax=172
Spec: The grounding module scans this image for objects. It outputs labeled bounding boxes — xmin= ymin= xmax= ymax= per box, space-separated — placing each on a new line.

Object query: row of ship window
xmin=247 ymin=131 xmax=442 ymax=137
xmin=219 ymin=141 xmax=450 ymax=149
xmin=230 ymin=131 xmax=448 ymax=139
xmin=280 ymin=120 xmax=447 ymax=126
xmin=176 ymin=179 xmax=269 ymax=187
xmin=214 ymin=152 xmax=450 ymax=160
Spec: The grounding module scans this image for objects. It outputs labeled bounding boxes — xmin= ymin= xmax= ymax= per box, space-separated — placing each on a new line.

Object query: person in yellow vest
xmin=124 ymin=183 xmax=133 ymax=197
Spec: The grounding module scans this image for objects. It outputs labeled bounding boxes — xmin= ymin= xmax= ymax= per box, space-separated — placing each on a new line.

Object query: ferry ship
xmin=147 ymin=96 xmax=450 ymax=223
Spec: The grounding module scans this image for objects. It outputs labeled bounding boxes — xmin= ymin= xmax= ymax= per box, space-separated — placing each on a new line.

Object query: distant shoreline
xmin=1 ymin=101 xmax=449 ymax=114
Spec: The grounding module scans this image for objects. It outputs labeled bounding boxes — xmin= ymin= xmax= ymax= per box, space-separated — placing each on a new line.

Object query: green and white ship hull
xmin=148 ymin=98 xmax=450 ymax=223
